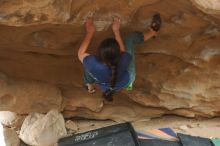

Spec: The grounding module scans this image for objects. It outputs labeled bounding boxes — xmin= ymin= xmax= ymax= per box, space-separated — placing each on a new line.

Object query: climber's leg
xmin=123 ymin=13 xmax=162 ymax=90
xmin=124 ymin=31 xmax=144 ymax=90
xmin=83 ymin=70 xmax=96 ymax=93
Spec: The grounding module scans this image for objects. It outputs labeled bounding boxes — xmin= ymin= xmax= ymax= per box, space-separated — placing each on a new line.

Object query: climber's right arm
xmin=78 ymin=18 xmax=96 ymax=63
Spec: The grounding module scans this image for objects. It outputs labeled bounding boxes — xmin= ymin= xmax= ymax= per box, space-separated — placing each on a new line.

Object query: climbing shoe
xmin=151 ymin=13 xmax=162 ymax=32
xmin=84 ymin=83 xmax=96 ymax=94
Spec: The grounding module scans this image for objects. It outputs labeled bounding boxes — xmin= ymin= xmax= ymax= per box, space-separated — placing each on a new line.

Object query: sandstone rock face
xmin=19 ymin=110 xmax=67 ymax=146
xmin=191 ymin=0 xmax=220 ymax=17
xmin=0 ymin=73 xmax=63 ymax=114
xmin=0 ymin=0 xmax=220 ymax=121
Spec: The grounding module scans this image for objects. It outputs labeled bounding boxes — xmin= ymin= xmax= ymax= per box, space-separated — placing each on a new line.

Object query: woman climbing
xmin=78 ymin=13 xmax=161 ymax=101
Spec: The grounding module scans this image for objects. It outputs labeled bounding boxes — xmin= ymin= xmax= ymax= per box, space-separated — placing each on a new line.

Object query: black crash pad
xmin=178 ymin=133 xmax=213 ymax=146
xmin=58 ymin=122 xmax=139 ymax=146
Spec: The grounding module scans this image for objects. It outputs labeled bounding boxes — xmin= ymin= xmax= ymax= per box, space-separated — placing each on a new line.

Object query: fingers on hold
xmin=86 ymin=17 xmax=93 ymax=23
xmin=113 ymin=17 xmax=120 ymax=22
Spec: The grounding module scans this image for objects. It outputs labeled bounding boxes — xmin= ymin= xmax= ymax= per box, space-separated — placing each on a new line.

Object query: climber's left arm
xmin=112 ymin=18 xmax=125 ymax=52
xmin=78 ymin=18 xmax=96 ymax=63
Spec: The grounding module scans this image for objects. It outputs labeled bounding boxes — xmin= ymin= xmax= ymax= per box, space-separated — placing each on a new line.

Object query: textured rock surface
xmin=0 ymin=111 xmax=19 ymax=126
xmin=191 ymin=0 xmax=220 ymax=17
xmin=0 ymin=73 xmax=63 ymax=114
xmin=0 ymin=124 xmax=20 ymax=146
xmin=19 ymin=110 xmax=67 ymax=146
xmin=0 ymin=0 xmax=220 ymax=121
xmin=0 ymin=111 xmax=25 ymax=129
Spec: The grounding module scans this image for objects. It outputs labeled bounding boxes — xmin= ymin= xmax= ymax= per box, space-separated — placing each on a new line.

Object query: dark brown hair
xmin=97 ymin=38 xmax=120 ymax=101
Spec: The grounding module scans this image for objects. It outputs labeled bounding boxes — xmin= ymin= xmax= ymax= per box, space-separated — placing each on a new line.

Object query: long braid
xmin=110 ymin=65 xmax=117 ymax=89
xmin=103 ymin=63 xmax=118 ymax=101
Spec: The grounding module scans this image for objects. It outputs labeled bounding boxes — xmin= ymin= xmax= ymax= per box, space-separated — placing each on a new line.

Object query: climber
xmin=78 ymin=13 xmax=161 ymax=101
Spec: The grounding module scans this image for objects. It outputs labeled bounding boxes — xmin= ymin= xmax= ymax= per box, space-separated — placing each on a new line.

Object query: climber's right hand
xmin=112 ymin=17 xmax=120 ymax=33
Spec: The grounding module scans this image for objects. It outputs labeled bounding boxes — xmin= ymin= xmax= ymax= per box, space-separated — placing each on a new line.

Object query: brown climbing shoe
xmin=151 ymin=13 xmax=162 ymax=32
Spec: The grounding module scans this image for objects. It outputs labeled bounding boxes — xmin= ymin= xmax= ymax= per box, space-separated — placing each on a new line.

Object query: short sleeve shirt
xmin=83 ymin=52 xmax=132 ymax=92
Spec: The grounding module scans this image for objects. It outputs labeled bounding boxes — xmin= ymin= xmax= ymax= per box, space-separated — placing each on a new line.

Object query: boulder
xmin=0 ymin=124 xmax=20 ymax=146
xmin=19 ymin=110 xmax=67 ymax=146
xmin=0 ymin=111 xmax=19 ymax=126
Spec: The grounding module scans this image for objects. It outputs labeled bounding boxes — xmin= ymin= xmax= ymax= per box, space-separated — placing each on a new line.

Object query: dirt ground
xmin=73 ymin=115 xmax=220 ymax=138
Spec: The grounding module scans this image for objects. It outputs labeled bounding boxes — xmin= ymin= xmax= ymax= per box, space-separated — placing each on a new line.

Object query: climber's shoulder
xmin=79 ymin=53 xmax=90 ymax=63
xmin=83 ymin=54 xmax=102 ymax=70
